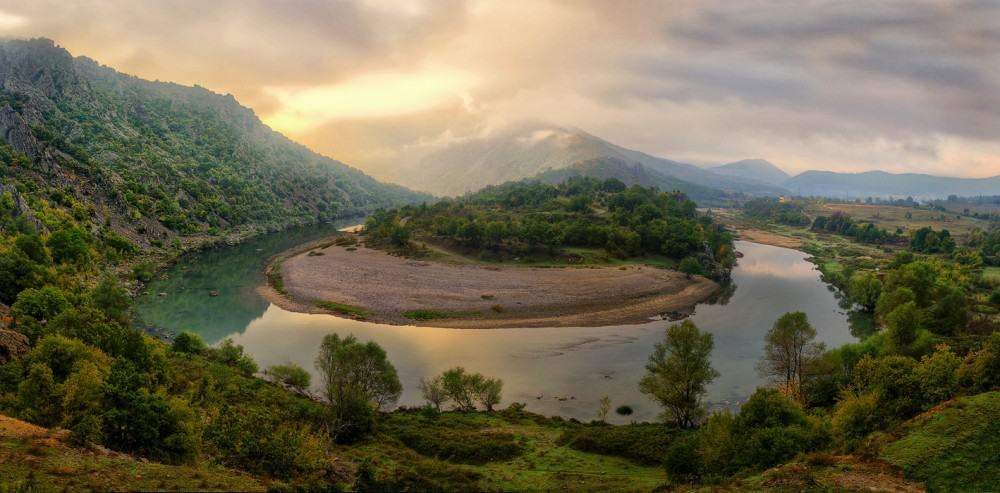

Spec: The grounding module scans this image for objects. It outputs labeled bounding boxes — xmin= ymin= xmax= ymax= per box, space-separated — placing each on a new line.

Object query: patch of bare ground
xmin=264 ymin=240 xmax=720 ymax=328
xmin=735 ymin=228 xmax=804 ymax=249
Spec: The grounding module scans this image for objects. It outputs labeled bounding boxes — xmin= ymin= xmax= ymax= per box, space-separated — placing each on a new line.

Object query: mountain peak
xmin=711 ymin=159 xmax=790 ymax=186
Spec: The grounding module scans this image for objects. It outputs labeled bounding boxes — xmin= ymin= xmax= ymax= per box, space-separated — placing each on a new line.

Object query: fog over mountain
xmin=384 ymin=120 xmax=785 ymax=198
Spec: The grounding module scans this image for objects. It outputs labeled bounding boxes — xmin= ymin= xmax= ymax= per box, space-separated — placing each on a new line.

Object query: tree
xmin=679 ymin=256 xmax=703 ymax=278
xmin=10 ymin=286 xmax=70 ymax=343
xmin=18 ymin=363 xmax=62 ymax=426
xmin=757 ymin=312 xmax=825 ymax=401
xmin=441 ymin=367 xmax=481 ymax=411
xmin=885 ymin=301 xmax=921 ymax=354
xmin=475 ymin=377 xmax=503 ymax=412
xmin=639 ymin=320 xmax=718 ymax=428
xmin=170 ymin=331 xmax=207 ymax=354
xmin=314 ymin=333 xmax=401 ymax=411
xmin=848 ymin=272 xmax=882 ymax=313
xmin=210 ymin=338 xmax=258 ymax=376
xmin=265 ymin=363 xmax=312 ymax=396
xmin=419 ymin=375 xmax=447 ymax=410
xmin=91 ymin=273 xmax=131 ymax=324
xmin=596 ymin=395 xmax=611 ymax=422
xmin=47 ymin=227 xmax=91 ymax=265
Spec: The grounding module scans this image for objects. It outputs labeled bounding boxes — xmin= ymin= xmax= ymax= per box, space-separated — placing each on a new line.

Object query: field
xmin=807 ymin=202 xmax=985 ymax=243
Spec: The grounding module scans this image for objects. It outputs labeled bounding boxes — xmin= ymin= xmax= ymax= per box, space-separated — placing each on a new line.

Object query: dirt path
xmin=264 ymin=240 xmax=720 ymax=329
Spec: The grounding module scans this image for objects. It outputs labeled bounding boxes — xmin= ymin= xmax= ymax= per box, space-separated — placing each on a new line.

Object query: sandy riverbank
xmin=262 ymin=238 xmax=720 ymax=329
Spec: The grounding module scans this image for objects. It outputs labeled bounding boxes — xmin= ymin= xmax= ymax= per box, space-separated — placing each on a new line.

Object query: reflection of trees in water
xmin=848 ymin=310 xmax=877 ymax=340
xmin=704 ymin=281 xmax=737 ymax=306
xmin=135 ymin=221 xmax=354 ymax=343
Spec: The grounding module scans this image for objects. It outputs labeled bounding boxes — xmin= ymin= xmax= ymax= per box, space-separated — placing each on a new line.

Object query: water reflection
xmin=137 ymin=238 xmax=853 ymax=422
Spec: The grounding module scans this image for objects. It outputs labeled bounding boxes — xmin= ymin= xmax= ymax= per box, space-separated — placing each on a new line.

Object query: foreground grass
xmin=0 ymin=416 xmax=268 ymax=492
xmin=882 ymin=391 xmax=1000 ymax=492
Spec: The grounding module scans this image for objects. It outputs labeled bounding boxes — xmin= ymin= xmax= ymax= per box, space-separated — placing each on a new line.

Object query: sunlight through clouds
xmin=262 ymin=68 xmax=477 ymax=133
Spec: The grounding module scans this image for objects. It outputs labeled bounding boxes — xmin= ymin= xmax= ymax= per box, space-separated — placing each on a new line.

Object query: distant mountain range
xmin=386 ymin=121 xmax=784 ymax=198
xmin=385 ymin=120 xmax=999 ymax=202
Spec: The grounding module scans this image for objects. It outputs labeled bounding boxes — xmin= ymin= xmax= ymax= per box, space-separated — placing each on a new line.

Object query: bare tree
xmin=596 ymin=395 xmax=611 ymax=422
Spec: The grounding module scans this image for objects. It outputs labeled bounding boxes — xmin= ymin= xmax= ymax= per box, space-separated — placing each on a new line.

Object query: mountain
xmin=531 ymin=157 xmax=730 ymax=205
xmin=389 ymin=120 xmax=786 ymax=198
xmin=0 ymin=38 xmax=427 ymax=247
xmin=711 ymin=159 xmax=790 ymax=187
xmin=784 ymin=170 xmax=1000 ymax=200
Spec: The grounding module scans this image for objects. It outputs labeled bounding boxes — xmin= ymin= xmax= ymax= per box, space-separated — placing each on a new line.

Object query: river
xmin=136 ymin=224 xmax=854 ymax=422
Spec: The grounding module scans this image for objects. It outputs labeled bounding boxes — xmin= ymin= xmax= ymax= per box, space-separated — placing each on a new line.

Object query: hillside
xmin=0 ymin=413 xmax=269 ymax=492
xmin=711 ymin=159 xmax=790 ymax=187
xmin=387 ymin=120 xmax=785 ymax=198
xmin=532 ymin=157 xmax=730 ymax=205
xmin=784 ymin=170 xmax=1000 ymax=200
xmin=0 ymin=38 xmax=427 ymax=250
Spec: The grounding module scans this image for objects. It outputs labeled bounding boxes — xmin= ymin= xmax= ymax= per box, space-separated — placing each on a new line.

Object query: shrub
xmin=559 ymin=424 xmax=676 ymax=465
xmin=385 ymin=420 xmax=523 ymax=464
xmin=171 ymin=331 xmax=207 ymax=355
xmin=615 ymin=405 xmax=634 ymax=416
xmin=265 ymin=363 xmax=311 ymax=395
xmin=731 ymin=388 xmax=829 ymax=470
xmin=209 ymin=338 xmax=258 ymax=376
xmin=831 ymin=391 xmax=881 ymax=450
xmin=402 ymin=309 xmax=450 ymax=321
xmin=664 ymin=432 xmax=701 ymax=483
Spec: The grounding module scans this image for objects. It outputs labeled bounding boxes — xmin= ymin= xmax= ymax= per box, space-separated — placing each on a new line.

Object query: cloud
xmin=0 ymin=0 xmax=997 ymax=177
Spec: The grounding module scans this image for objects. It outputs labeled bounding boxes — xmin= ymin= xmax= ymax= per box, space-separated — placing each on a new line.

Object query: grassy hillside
xmin=882 ymin=392 xmax=1000 ymax=492
xmin=0 ymin=38 xmax=426 ymax=250
xmin=0 ymin=414 xmax=268 ymax=492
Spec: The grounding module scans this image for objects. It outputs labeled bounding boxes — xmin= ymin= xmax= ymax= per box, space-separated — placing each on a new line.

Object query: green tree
xmin=441 ymin=367 xmax=482 ymax=411
xmin=678 ymin=256 xmax=704 ymax=278
xmin=17 ymin=363 xmax=62 ymax=426
xmin=170 ymin=331 xmax=207 ymax=355
xmin=10 ymin=286 xmax=70 ymax=343
xmin=90 ymin=274 xmax=131 ymax=325
xmin=639 ymin=320 xmax=718 ymax=428
xmin=47 ymin=227 xmax=91 ymax=265
xmin=210 ymin=338 xmax=258 ymax=376
xmin=848 ymin=272 xmax=882 ymax=313
xmin=757 ymin=312 xmax=825 ymax=400
xmin=314 ymin=334 xmax=401 ymax=442
xmin=265 ymin=363 xmax=312 ymax=396
xmin=885 ymin=301 xmax=921 ymax=354
xmin=475 ymin=377 xmax=503 ymax=412
xmin=419 ymin=375 xmax=447 ymax=410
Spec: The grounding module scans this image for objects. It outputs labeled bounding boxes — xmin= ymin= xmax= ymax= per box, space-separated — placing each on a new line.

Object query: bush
xmin=615 ymin=405 xmax=633 ymax=416
xmin=385 ymin=419 xmax=523 ymax=464
xmin=209 ymin=338 xmax=258 ymax=376
xmin=205 ymin=406 xmax=326 ymax=478
xmin=831 ymin=391 xmax=881 ymax=451
xmin=664 ymin=432 xmax=701 ymax=483
xmin=731 ymin=388 xmax=829 ymax=470
xmin=171 ymin=331 xmax=207 ymax=355
xmin=559 ymin=424 xmax=676 ymax=465
xmin=266 ymin=363 xmax=311 ymax=395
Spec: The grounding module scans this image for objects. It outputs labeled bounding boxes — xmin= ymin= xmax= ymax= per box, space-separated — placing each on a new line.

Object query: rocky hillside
xmin=0 ymin=38 xmax=427 ymax=249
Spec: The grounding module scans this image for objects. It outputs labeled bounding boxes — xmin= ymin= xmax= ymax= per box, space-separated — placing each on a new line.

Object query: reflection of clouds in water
xmin=516 ymin=334 xmax=641 ymax=359
xmin=182 ymin=239 xmax=851 ymax=422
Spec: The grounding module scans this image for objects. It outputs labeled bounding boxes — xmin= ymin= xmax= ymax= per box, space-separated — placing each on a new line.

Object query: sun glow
xmin=263 ymin=68 xmax=476 ymax=133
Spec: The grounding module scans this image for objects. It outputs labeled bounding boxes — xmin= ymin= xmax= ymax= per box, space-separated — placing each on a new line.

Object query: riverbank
xmin=263 ymin=237 xmax=720 ymax=329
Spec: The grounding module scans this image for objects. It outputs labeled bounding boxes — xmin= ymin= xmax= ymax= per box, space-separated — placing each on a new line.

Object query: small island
xmin=266 ymin=178 xmax=736 ymax=328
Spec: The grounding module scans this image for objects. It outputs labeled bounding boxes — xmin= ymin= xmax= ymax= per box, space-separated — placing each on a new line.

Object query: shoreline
xmin=261 ymin=236 xmax=721 ymax=329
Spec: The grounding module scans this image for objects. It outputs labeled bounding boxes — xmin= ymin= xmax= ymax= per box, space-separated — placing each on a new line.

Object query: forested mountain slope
xmin=0 ymin=38 xmax=426 ymax=248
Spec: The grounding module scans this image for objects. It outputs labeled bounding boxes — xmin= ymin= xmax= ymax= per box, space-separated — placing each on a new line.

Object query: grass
xmin=315 ymin=301 xmax=371 ymax=316
xmin=341 ymin=410 xmax=667 ymax=492
xmin=267 ymin=263 xmax=287 ymax=295
xmin=982 ymin=266 xmax=1000 ymax=283
xmin=881 ymin=391 xmax=1000 ymax=492
xmin=402 ymin=309 xmax=453 ymax=321
xmin=0 ymin=417 xmax=268 ymax=492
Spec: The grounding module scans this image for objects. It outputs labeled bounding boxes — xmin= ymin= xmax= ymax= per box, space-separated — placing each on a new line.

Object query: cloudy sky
xmin=1 ymin=0 xmax=998 ymax=178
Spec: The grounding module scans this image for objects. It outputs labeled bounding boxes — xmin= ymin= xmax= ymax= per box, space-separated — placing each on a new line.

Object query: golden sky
xmin=1 ymin=0 xmax=998 ymax=178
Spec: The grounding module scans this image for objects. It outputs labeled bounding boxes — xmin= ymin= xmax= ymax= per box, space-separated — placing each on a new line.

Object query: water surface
xmin=137 ymin=232 xmax=853 ymax=422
